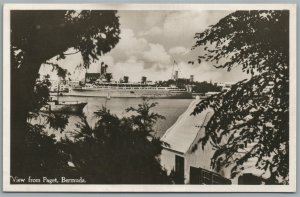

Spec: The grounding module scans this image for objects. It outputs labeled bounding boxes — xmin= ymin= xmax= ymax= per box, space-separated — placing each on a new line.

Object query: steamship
xmin=54 ymin=63 xmax=193 ymax=99
xmin=70 ymin=83 xmax=193 ymax=99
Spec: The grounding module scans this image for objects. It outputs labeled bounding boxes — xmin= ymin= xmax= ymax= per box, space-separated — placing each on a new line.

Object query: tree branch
xmin=63 ymin=50 xmax=80 ymax=56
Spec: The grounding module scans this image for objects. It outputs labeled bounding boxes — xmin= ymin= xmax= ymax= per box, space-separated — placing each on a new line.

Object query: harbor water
xmin=43 ymin=97 xmax=194 ymax=140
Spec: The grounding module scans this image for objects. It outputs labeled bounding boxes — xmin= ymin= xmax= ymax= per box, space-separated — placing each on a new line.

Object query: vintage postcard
xmin=3 ymin=4 xmax=296 ymax=192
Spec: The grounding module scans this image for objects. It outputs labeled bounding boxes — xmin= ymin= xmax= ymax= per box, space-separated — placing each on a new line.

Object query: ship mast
xmin=170 ymin=60 xmax=175 ymax=80
xmin=171 ymin=59 xmax=180 ymax=81
xmin=56 ymin=80 xmax=60 ymax=102
xmin=84 ymin=67 xmax=87 ymax=85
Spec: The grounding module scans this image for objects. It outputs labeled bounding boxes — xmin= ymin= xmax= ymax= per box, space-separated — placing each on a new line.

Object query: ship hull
xmin=41 ymin=102 xmax=87 ymax=114
xmin=54 ymin=89 xmax=193 ymax=99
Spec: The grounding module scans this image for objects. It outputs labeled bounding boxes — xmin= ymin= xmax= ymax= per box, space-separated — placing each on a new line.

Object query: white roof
xmin=161 ymin=99 xmax=214 ymax=154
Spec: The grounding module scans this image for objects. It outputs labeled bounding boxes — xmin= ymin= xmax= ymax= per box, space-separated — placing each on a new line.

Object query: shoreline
xmin=50 ymin=93 xmax=195 ymax=99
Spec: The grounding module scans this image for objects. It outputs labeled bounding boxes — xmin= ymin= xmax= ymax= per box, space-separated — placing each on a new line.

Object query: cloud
xmin=110 ymin=56 xmax=145 ymax=82
xmin=169 ymin=46 xmax=189 ymax=55
xmin=115 ymin=29 xmax=170 ymax=66
xmin=163 ymin=11 xmax=205 ymax=38
xmin=142 ymin=43 xmax=171 ymax=69
xmin=138 ymin=26 xmax=162 ymax=36
xmin=112 ymin=28 xmax=149 ymax=59
xmin=161 ymin=11 xmax=231 ymax=47
xmin=111 ymin=28 xmax=171 ymax=71
xmin=40 ymin=10 xmax=247 ymax=84
xmin=174 ymin=60 xmax=249 ymax=83
xmin=144 ymin=11 xmax=167 ymax=27
xmin=87 ymin=55 xmax=115 ymax=72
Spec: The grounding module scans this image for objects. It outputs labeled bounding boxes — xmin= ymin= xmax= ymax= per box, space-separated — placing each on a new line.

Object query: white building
xmin=216 ymin=82 xmax=235 ymax=92
xmin=205 ymin=91 xmax=220 ymax=96
xmin=68 ymin=80 xmax=80 ymax=87
xmin=160 ymin=98 xmax=271 ymax=184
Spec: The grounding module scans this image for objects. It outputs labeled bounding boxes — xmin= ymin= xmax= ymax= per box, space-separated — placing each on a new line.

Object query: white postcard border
xmin=3 ymin=3 xmax=297 ymax=192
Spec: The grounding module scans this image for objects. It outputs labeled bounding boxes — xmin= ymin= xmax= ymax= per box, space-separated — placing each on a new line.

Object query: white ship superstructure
xmin=69 ymin=82 xmax=192 ymax=98
xmin=49 ymin=61 xmax=193 ymax=98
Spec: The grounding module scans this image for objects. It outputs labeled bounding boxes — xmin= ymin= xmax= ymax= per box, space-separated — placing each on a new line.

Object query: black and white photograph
xmin=3 ymin=4 xmax=296 ymax=192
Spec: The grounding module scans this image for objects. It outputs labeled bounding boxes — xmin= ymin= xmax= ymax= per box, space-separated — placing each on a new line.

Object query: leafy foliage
xmin=192 ymin=10 xmax=289 ymax=184
xmin=191 ymin=81 xmax=222 ymax=94
xmin=11 ymin=10 xmax=120 ymax=120
xmin=47 ymin=113 xmax=69 ymax=133
xmin=32 ymin=77 xmax=52 ymax=112
xmin=10 ymin=10 xmax=120 ymax=177
xmin=29 ymin=76 xmax=70 ymax=133
xmin=11 ymin=10 xmax=120 ymax=68
xmin=16 ymin=123 xmax=72 ymax=180
xmin=61 ymin=100 xmax=171 ymax=184
xmin=125 ymin=98 xmax=166 ymax=137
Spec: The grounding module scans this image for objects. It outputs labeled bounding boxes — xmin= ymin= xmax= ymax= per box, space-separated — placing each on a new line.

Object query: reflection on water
xmin=37 ymin=97 xmax=194 ymax=140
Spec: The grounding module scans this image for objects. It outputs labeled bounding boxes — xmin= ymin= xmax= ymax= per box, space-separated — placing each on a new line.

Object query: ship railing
xmin=50 ymin=101 xmax=81 ymax=105
xmin=61 ymin=101 xmax=81 ymax=104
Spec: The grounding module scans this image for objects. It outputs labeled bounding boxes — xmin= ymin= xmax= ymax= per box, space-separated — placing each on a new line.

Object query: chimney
xmin=141 ymin=76 xmax=147 ymax=84
xmin=123 ymin=76 xmax=129 ymax=83
xmin=100 ymin=65 xmax=105 ymax=75
xmin=174 ymin=71 xmax=178 ymax=80
xmin=104 ymin=64 xmax=108 ymax=75
xmin=190 ymin=75 xmax=194 ymax=83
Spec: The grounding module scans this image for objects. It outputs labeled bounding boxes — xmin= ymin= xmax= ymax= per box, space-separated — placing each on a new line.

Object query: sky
xmin=40 ymin=10 xmax=249 ymax=83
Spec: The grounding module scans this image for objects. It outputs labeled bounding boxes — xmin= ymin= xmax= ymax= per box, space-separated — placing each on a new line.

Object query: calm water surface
xmin=44 ymin=97 xmax=193 ymax=139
